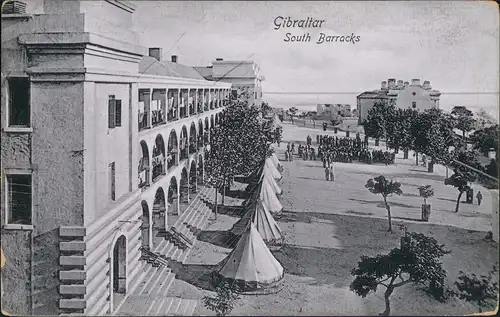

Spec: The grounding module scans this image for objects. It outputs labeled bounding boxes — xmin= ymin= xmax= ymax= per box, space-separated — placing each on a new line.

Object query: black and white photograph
xmin=1 ymin=0 xmax=499 ymax=316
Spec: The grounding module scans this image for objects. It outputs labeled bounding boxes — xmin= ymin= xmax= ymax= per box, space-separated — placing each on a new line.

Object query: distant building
xmin=195 ymin=59 xmax=264 ymax=106
xmin=357 ymin=78 xmax=441 ymax=124
xmin=317 ymin=104 xmax=351 ymax=117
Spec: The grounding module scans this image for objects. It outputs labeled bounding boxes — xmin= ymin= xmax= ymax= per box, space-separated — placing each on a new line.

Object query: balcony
xmin=151 ymin=110 xmax=166 ymax=127
xmin=179 ymin=106 xmax=188 ymax=119
xmin=204 ymin=132 xmax=209 ymax=144
xmin=138 ymin=112 xmax=149 ymax=131
xmin=197 ymin=135 xmax=204 ymax=149
xmin=197 ymin=101 xmax=203 ymax=113
xmin=152 ymin=156 xmax=166 ymax=183
xmin=189 ymin=141 xmax=197 ymax=154
xmin=167 ymin=151 xmax=177 ymax=171
xmin=180 ymin=146 xmax=188 ymax=161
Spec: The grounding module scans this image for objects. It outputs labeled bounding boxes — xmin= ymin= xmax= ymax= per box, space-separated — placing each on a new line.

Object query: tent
xmin=231 ymin=198 xmax=284 ymax=249
xmin=263 ymin=171 xmax=282 ymax=195
xmin=260 ymin=176 xmax=283 ymax=215
xmin=217 ymin=222 xmax=284 ymax=293
xmin=271 ymin=152 xmax=281 ymax=169
xmin=265 ymin=157 xmax=282 ymax=180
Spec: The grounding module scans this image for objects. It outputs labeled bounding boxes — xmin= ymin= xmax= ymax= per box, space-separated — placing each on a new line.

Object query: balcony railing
xmin=180 ymin=107 xmax=187 ymax=118
xmin=139 ymin=112 xmax=149 ymax=131
xmin=152 ymin=158 xmax=166 ymax=182
xmin=138 ymin=168 xmax=150 ymax=190
xmin=189 ymin=103 xmax=195 ymax=116
xmin=152 ymin=110 xmax=166 ymax=126
xmin=167 ymin=151 xmax=177 ymax=170
xmin=197 ymin=136 xmax=204 ymax=149
xmin=189 ymin=142 xmax=196 ymax=154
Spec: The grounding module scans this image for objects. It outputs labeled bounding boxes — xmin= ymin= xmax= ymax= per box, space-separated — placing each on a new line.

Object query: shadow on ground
xmin=197 ymin=230 xmax=239 ymax=249
xmin=170 ymin=262 xmax=219 ymax=292
xmin=348 ymin=198 xmax=419 ymax=209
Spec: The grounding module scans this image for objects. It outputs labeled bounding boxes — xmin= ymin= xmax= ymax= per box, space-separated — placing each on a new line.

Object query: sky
xmin=26 ymin=0 xmax=499 ymax=117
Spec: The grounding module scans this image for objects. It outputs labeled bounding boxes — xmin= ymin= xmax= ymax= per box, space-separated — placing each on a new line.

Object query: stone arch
xmin=179 ymin=168 xmax=189 ymax=213
xmin=167 ymin=129 xmax=178 ymax=171
xmin=152 ymin=187 xmax=166 ymax=245
xmin=197 ymin=154 xmax=204 ymax=185
xmin=108 ymin=232 xmax=127 ymax=313
xmin=141 ymin=201 xmax=152 ymax=250
xmin=139 ymin=140 xmax=150 ymax=188
xmin=189 ymin=159 xmax=197 ymax=194
xmin=189 ymin=121 xmax=197 ymax=155
xmin=167 ymin=177 xmax=178 ymax=225
xmin=204 ymin=117 xmax=210 ymax=144
xmin=198 ymin=119 xmax=204 ymax=149
xmin=152 ymin=134 xmax=166 ymax=182
xmin=180 ymin=125 xmax=189 ymax=161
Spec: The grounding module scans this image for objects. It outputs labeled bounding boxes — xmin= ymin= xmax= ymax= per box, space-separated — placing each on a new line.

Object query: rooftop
xmin=139 ymin=56 xmax=205 ymax=80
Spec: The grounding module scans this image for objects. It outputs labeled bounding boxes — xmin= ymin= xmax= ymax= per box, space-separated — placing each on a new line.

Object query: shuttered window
xmin=115 ymin=100 xmax=122 ymax=127
xmin=108 ymin=97 xmax=116 ymax=129
xmin=108 ymin=95 xmax=122 ymax=129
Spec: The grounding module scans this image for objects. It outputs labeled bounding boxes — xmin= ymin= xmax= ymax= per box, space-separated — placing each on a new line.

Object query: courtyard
xmin=168 ymin=122 xmax=498 ymax=316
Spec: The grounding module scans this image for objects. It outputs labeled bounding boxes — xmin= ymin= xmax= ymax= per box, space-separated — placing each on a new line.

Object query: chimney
xmin=404 ymin=81 xmax=409 ymax=87
xmin=411 ymin=78 xmax=421 ymax=86
xmin=148 ymin=48 xmax=162 ymax=61
xmin=397 ymin=80 xmax=403 ymax=86
xmin=2 ymin=0 xmax=27 ymax=14
xmin=216 ymin=58 xmax=223 ymax=61
xmin=422 ymin=80 xmax=432 ymax=90
xmin=388 ymin=78 xmax=396 ymax=89
xmin=381 ymin=81 xmax=387 ymax=90
xmin=171 ymin=55 xmax=178 ymax=63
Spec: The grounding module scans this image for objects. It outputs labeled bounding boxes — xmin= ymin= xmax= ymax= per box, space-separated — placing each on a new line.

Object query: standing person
xmin=476 ymin=191 xmax=483 ymax=206
xmin=324 ymin=165 xmax=330 ymax=181
xmin=329 ymin=163 xmax=335 ymax=182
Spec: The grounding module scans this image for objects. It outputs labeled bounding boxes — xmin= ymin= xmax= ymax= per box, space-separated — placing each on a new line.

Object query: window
xmin=412 ymin=92 xmax=416 ymax=96
xmin=109 ymin=162 xmax=116 ymax=201
xmin=108 ymin=95 xmax=122 ymax=129
xmin=8 ymin=77 xmax=30 ymax=127
xmin=6 ymin=174 xmax=32 ymax=225
xmin=412 ymin=101 xmax=417 ymax=108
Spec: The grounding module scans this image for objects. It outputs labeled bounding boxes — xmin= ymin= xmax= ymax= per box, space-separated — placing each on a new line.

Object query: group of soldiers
xmin=284 ymin=133 xmax=395 ymax=166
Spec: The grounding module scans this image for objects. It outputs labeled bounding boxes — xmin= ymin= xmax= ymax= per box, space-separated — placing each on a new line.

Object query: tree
xmin=365 ymin=101 xmax=393 ymax=146
xmin=451 ymin=106 xmax=476 ymax=139
xmin=286 ymin=107 xmax=298 ymax=123
xmin=418 ymin=185 xmax=434 ymax=205
xmin=412 ymin=108 xmax=457 ymax=171
xmin=365 ymin=176 xmax=403 ymax=232
xmin=203 ymin=281 xmax=241 ymax=316
xmin=452 ymin=263 xmax=499 ymax=313
xmin=205 ymin=89 xmax=269 ymax=217
xmin=444 ymin=168 xmax=476 ymax=213
xmin=469 ymin=124 xmax=499 ymax=156
xmin=474 ymin=109 xmax=497 ymax=130
xmin=350 ymin=231 xmax=451 ymax=316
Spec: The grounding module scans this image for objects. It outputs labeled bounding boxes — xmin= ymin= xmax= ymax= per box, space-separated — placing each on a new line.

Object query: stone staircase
xmin=114 ymin=185 xmax=217 ymax=316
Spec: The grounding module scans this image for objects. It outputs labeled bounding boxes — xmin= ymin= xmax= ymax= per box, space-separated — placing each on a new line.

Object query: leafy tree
xmin=469 ymin=124 xmax=499 ymax=156
xmin=444 ymin=168 xmax=476 ymax=213
xmin=350 ymin=231 xmax=451 ymax=316
xmin=486 ymin=158 xmax=498 ymax=178
xmin=205 ymin=89 xmax=269 ymax=217
xmin=412 ymin=109 xmax=457 ymax=171
xmin=365 ymin=101 xmax=394 ymax=146
xmin=452 ymin=263 xmax=499 ymax=313
xmin=451 ymin=106 xmax=476 ymax=139
xmin=203 ymin=281 xmax=241 ymax=316
xmin=286 ymin=107 xmax=298 ymax=123
xmin=474 ymin=109 xmax=497 ymax=130
xmin=418 ymin=185 xmax=434 ymax=205
xmin=365 ymin=175 xmax=403 ymax=232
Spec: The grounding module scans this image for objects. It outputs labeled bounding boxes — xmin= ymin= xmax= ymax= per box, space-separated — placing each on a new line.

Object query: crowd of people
xmin=284 ymin=133 xmax=395 ymax=166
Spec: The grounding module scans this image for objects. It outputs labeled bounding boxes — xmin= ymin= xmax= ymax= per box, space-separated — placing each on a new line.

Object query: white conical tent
xmin=260 ymin=176 xmax=283 ymax=214
xmin=231 ymin=198 xmax=284 ymax=247
xmin=271 ymin=152 xmax=281 ymax=169
xmin=265 ymin=158 xmax=282 ymax=180
xmin=252 ymin=198 xmax=284 ymax=246
xmin=264 ymin=171 xmax=282 ymax=195
xmin=218 ymin=222 xmax=284 ymax=292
